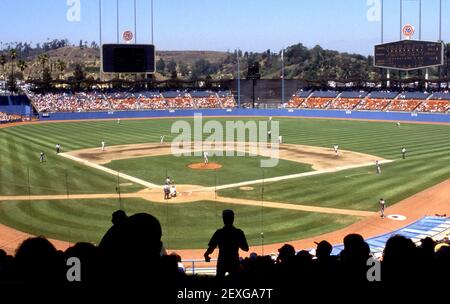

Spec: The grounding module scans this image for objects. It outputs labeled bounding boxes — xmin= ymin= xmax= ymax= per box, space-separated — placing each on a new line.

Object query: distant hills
xmin=0 ymin=39 xmax=448 ymax=84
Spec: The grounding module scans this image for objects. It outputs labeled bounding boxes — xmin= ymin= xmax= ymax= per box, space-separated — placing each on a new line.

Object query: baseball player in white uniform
xmin=160 ymin=135 xmax=165 ymax=145
xmin=278 ymin=135 xmax=283 ymax=144
xmin=203 ymin=151 xmax=209 ymax=165
xmin=333 ymin=145 xmax=339 ymax=156
xmin=375 ymin=160 xmax=381 ymax=175
xmin=101 ymin=140 xmax=105 ymax=151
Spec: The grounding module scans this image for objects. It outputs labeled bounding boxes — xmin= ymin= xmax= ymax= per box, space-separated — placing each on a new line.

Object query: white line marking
xmin=60 ymin=153 xmax=159 ymax=188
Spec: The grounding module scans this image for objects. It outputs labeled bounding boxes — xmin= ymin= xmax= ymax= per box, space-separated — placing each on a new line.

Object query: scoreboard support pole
xmin=425 ymin=69 xmax=429 ymax=90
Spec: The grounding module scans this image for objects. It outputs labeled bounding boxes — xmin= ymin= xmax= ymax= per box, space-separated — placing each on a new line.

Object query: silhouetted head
xmin=126 ymin=213 xmax=162 ymax=258
xmin=383 ymin=234 xmax=416 ymax=264
xmin=222 ymin=209 xmax=235 ymax=226
xmin=316 ymin=240 xmax=333 ymax=259
xmin=277 ymin=244 xmax=296 ymax=264
xmin=341 ymin=233 xmax=370 ymax=262
xmin=15 ymin=237 xmax=62 ymax=282
xmin=112 ymin=210 xmax=127 ymax=226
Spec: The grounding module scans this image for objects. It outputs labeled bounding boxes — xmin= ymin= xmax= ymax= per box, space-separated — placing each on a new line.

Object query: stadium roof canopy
xmin=190 ymin=91 xmax=215 ymax=98
xmin=368 ymin=91 xmax=399 ymax=99
xmin=295 ymin=90 xmax=312 ymax=98
xmin=339 ymin=91 xmax=368 ymax=98
xmin=430 ymin=92 xmax=450 ymax=100
xmin=311 ymin=90 xmax=339 ymax=98
xmin=398 ymin=92 xmax=431 ymax=100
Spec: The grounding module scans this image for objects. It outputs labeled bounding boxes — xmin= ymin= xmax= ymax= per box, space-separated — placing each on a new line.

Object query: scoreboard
xmin=374 ymin=40 xmax=444 ymax=71
xmin=102 ymin=44 xmax=155 ymax=73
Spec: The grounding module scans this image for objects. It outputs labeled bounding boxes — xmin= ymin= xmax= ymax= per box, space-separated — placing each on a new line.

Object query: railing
xmin=181 ymin=258 xmax=218 ymax=275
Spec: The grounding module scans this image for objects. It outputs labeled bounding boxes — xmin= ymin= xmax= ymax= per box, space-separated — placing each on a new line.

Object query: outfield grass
xmin=0 ymin=199 xmax=359 ymax=249
xmin=105 ymin=154 xmax=313 ymax=186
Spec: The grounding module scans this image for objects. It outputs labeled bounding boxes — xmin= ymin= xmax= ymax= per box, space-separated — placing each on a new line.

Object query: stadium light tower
xmin=399 ymin=0 xmax=403 ymax=40
xmin=439 ymin=0 xmax=442 ymax=42
xmin=99 ymin=0 xmax=103 ymax=81
xmin=237 ymin=49 xmax=241 ymax=108
xmin=281 ymin=49 xmax=285 ymax=107
xmin=419 ymin=0 xmax=422 ymax=40
xmin=381 ymin=0 xmax=384 ymax=43
xmin=151 ymin=0 xmax=154 ymax=44
xmin=116 ymin=0 xmax=120 ymax=43
xmin=134 ymin=0 xmax=137 ymax=43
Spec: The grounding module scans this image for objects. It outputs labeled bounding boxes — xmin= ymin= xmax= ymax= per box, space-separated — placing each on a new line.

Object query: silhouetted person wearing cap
xmin=99 ymin=210 xmax=128 ymax=252
xmin=204 ymin=209 xmax=249 ymax=278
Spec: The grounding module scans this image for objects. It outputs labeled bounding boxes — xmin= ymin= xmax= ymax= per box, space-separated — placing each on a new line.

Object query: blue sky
xmin=0 ymin=0 xmax=448 ymax=55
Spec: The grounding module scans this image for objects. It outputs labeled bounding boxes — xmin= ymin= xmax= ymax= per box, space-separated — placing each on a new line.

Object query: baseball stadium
xmin=1 ymin=0 xmax=450 ymax=295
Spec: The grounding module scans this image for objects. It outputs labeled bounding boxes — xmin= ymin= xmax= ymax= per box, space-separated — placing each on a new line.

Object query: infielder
xmin=55 ymin=144 xmax=61 ymax=154
xmin=203 ymin=151 xmax=209 ymax=165
xmin=379 ymin=198 xmax=386 ymax=218
xmin=375 ymin=160 xmax=381 ymax=175
xmin=101 ymin=140 xmax=105 ymax=151
xmin=278 ymin=135 xmax=283 ymax=144
xmin=160 ymin=135 xmax=165 ymax=145
xmin=333 ymin=144 xmax=339 ymax=156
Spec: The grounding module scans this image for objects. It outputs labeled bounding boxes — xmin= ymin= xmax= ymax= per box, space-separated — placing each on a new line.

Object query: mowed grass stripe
xmin=0 ymin=199 xmax=359 ymax=248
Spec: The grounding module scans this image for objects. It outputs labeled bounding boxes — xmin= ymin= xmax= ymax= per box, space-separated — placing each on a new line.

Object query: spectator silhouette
xmin=98 ymin=210 xmax=127 ymax=252
xmin=14 ymin=237 xmax=64 ymax=284
xmin=382 ymin=235 xmax=418 ymax=282
xmin=313 ymin=240 xmax=339 ymax=282
xmin=204 ymin=209 xmax=249 ymax=278
xmin=340 ymin=234 xmax=370 ymax=283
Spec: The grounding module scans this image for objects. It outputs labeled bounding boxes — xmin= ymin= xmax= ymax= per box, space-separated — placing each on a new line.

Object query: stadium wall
xmin=38 ymin=109 xmax=450 ymax=124
xmin=0 ymin=105 xmax=31 ymax=115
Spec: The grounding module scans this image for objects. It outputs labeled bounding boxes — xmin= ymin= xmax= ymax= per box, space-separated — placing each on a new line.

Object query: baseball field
xmin=1 ymin=117 xmax=450 ymax=253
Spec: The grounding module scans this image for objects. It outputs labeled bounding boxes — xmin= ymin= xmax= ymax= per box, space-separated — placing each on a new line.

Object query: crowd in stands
xmin=287 ymin=90 xmax=450 ymax=113
xmin=30 ymin=90 xmax=237 ymax=113
xmin=0 ymin=112 xmax=22 ymax=124
xmin=0 ymin=209 xmax=449 ymax=293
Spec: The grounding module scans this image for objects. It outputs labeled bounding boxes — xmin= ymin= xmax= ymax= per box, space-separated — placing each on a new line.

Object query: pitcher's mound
xmin=188 ymin=162 xmax=222 ymax=170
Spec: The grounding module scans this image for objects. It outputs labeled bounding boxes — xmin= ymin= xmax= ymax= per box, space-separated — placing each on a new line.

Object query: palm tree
xmin=9 ymin=49 xmax=17 ymax=79
xmin=38 ymin=53 xmax=49 ymax=79
xmin=17 ymin=60 xmax=27 ymax=74
xmin=0 ymin=54 xmax=6 ymax=79
xmin=56 ymin=59 xmax=67 ymax=80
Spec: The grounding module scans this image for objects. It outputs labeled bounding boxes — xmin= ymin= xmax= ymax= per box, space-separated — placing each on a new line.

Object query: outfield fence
xmin=38 ymin=108 xmax=450 ymax=124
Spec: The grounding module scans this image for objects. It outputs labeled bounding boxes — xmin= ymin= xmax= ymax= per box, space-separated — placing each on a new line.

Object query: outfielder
xmin=39 ymin=151 xmax=46 ymax=163
xmin=401 ymin=147 xmax=407 ymax=159
xmin=375 ymin=160 xmax=381 ymax=175
xmin=55 ymin=144 xmax=61 ymax=154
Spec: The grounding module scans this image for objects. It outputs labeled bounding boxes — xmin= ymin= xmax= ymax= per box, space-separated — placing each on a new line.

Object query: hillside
xmin=1 ymin=40 xmax=448 ymax=84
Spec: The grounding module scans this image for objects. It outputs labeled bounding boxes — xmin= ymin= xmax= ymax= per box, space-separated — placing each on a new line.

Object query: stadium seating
xmin=298 ymin=91 xmax=338 ymax=109
xmin=287 ymin=90 xmax=311 ymax=108
xmin=416 ymin=91 xmax=450 ymax=113
xmin=0 ymin=111 xmax=22 ymax=123
xmin=385 ymin=92 xmax=429 ymax=112
xmin=191 ymin=91 xmax=222 ymax=109
xmin=328 ymin=92 xmax=367 ymax=110
xmin=30 ymin=90 xmax=237 ymax=112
